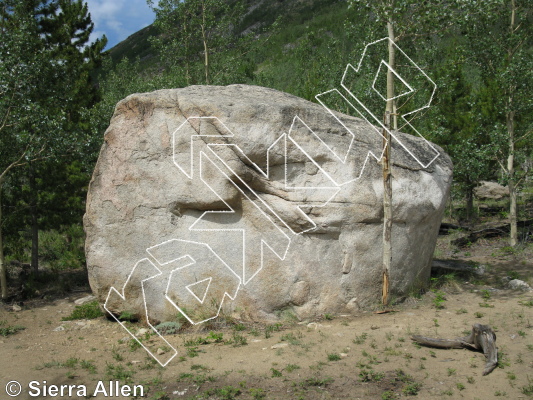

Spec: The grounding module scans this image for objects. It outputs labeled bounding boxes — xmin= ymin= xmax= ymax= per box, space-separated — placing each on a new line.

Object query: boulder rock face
xmin=84 ymin=85 xmax=452 ymax=324
xmin=474 ymin=181 xmax=509 ymax=200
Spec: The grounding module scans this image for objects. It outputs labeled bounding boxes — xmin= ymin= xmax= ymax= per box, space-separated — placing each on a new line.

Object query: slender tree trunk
xmin=29 ymin=165 xmax=39 ymax=274
xmin=184 ymin=17 xmax=191 ymax=85
xmin=507 ymin=0 xmax=518 ymax=246
xmin=382 ymin=111 xmax=392 ymax=306
xmin=0 ymin=181 xmax=7 ymax=299
xmin=507 ymin=109 xmax=517 ymax=246
xmin=465 ymin=182 xmax=474 ymax=222
xmin=382 ymin=21 xmax=395 ymax=306
xmin=201 ymin=0 xmax=209 ymax=84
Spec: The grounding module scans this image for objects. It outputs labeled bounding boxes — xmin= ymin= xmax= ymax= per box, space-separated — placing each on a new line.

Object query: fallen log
xmin=451 ymin=219 xmax=533 ymax=247
xmin=439 ymin=222 xmax=466 ymax=235
xmin=431 ymin=259 xmax=485 ymax=276
xmin=411 ymin=324 xmax=498 ymax=376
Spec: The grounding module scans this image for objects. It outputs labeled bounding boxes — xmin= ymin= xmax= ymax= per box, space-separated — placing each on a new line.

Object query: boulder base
xmin=84 ymin=85 xmax=452 ymax=323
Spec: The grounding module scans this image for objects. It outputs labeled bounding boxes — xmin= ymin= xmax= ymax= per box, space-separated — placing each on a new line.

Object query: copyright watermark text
xmin=5 ymin=380 xmax=144 ymax=398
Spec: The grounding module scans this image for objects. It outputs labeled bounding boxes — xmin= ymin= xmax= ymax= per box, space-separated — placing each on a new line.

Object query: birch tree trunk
xmin=507 ymin=108 xmax=517 ymax=246
xmin=382 ymin=20 xmax=395 ymax=305
xmin=507 ymin=0 xmax=518 ymax=246
xmin=201 ymin=0 xmax=210 ymax=84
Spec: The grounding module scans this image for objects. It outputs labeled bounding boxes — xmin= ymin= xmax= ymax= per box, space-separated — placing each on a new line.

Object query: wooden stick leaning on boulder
xmin=411 ymin=324 xmax=498 ymax=376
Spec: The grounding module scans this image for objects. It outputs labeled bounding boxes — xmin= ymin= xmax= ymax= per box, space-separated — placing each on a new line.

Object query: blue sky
xmin=85 ymin=0 xmax=156 ymax=49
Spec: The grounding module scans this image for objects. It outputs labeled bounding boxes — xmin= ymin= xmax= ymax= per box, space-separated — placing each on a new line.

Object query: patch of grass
xmin=205 ymin=386 xmax=241 ymax=400
xmin=474 ymin=311 xmax=485 ymax=318
xmin=111 ymin=348 xmax=124 ymax=361
xmin=432 ymin=291 xmax=446 ymax=309
xmin=519 ymin=299 xmax=533 ymax=307
xmin=522 ymin=377 xmax=533 ymax=395
xmin=508 ymin=271 xmax=521 ymax=280
xmin=281 ymin=332 xmax=302 ymax=345
xmin=467 ymin=376 xmax=475 ymax=384
xmin=300 ymin=377 xmax=334 ymax=387
xmin=327 ymin=353 xmax=341 ymax=361
xmin=498 ymin=348 xmax=511 ymax=369
xmin=187 ymin=347 xmax=199 ymax=358
xmin=105 ymin=363 xmax=134 ymax=383
xmin=192 ymin=374 xmax=217 ymax=385
xmin=62 ymin=301 xmax=104 ymax=321
xmin=191 ymin=364 xmax=209 ymax=371
xmin=264 ymin=323 xmax=283 ymax=338
xmin=128 ymin=338 xmax=142 ymax=352
xmin=152 ymin=391 xmax=170 ymax=400
xmin=230 ymin=333 xmax=248 ymax=347
xmin=479 ymin=302 xmax=494 ymax=308
xmin=447 ymin=367 xmax=456 ymax=376
xmin=63 ymin=357 xmax=79 ymax=369
xmin=118 ymin=311 xmax=137 ymax=322
xmin=233 ymin=323 xmax=246 ymax=331
xmin=403 ymin=382 xmax=422 ymax=396
xmin=395 ymin=369 xmax=421 ymax=396
xmin=384 ymin=346 xmax=401 ymax=356
xmin=271 ymin=368 xmax=282 ymax=377
xmin=359 ymin=369 xmax=384 ymax=382
xmin=382 ymin=391 xmax=395 ymax=400
xmin=34 ymin=360 xmax=62 ymax=370
xmin=480 ymin=289 xmax=491 ymax=300
xmin=353 ymin=332 xmax=368 ymax=344
xmin=0 ymin=324 xmax=25 ymax=337
xmin=286 ymin=363 xmax=301 ymax=372
xmin=208 ymin=331 xmax=224 ymax=343
xmin=249 ymin=388 xmax=266 ymax=400
xmin=324 ymin=313 xmax=334 ymax=320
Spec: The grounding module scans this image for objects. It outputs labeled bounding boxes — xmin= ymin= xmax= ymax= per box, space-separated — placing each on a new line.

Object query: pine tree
xmin=0 ymin=0 xmax=106 ymax=298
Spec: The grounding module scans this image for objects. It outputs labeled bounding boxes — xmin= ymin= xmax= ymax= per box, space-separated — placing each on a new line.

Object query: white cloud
xmin=85 ymin=0 xmax=155 ymax=48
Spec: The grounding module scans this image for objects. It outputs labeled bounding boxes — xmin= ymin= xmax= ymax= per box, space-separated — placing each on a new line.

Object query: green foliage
xmin=353 ymin=332 xmax=368 ymax=344
xmin=62 ymin=300 xmax=104 ymax=321
xmin=118 ymin=311 xmax=137 ymax=322
xmin=286 ymin=363 xmax=301 ymax=372
xmin=208 ymin=331 xmax=224 ymax=343
xmin=300 ymin=376 xmax=334 ymax=387
xmin=38 ymin=225 xmax=85 ymax=271
xmin=105 ymin=363 xmax=135 ymax=383
xmin=382 ymin=391 xmax=395 ymax=400
xmin=359 ymin=368 xmax=384 ymax=382
xmin=155 ymin=321 xmax=182 ymax=335
xmin=522 ymin=377 xmax=533 ymax=396
xmin=0 ymin=0 xmax=106 ymax=298
xmin=249 ymin=388 xmax=266 ymax=400
xmin=0 ymin=323 xmax=25 ymax=337
xmin=148 ymin=0 xmax=246 ymax=85
xmin=432 ymin=291 xmax=446 ymax=310
xmin=205 ymin=386 xmax=241 ymax=400
xmin=230 ymin=332 xmax=248 ymax=347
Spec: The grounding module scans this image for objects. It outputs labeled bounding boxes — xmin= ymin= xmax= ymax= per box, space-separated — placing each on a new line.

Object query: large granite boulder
xmin=84 ymin=85 xmax=452 ymax=324
xmin=474 ymin=181 xmax=509 ymax=200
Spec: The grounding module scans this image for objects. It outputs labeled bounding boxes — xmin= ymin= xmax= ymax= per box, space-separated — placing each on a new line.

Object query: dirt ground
xmin=1 ymin=232 xmax=532 ymax=400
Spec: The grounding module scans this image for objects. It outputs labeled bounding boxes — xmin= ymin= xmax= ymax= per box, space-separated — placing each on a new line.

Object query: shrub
xmin=62 ymin=301 xmax=104 ymax=320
